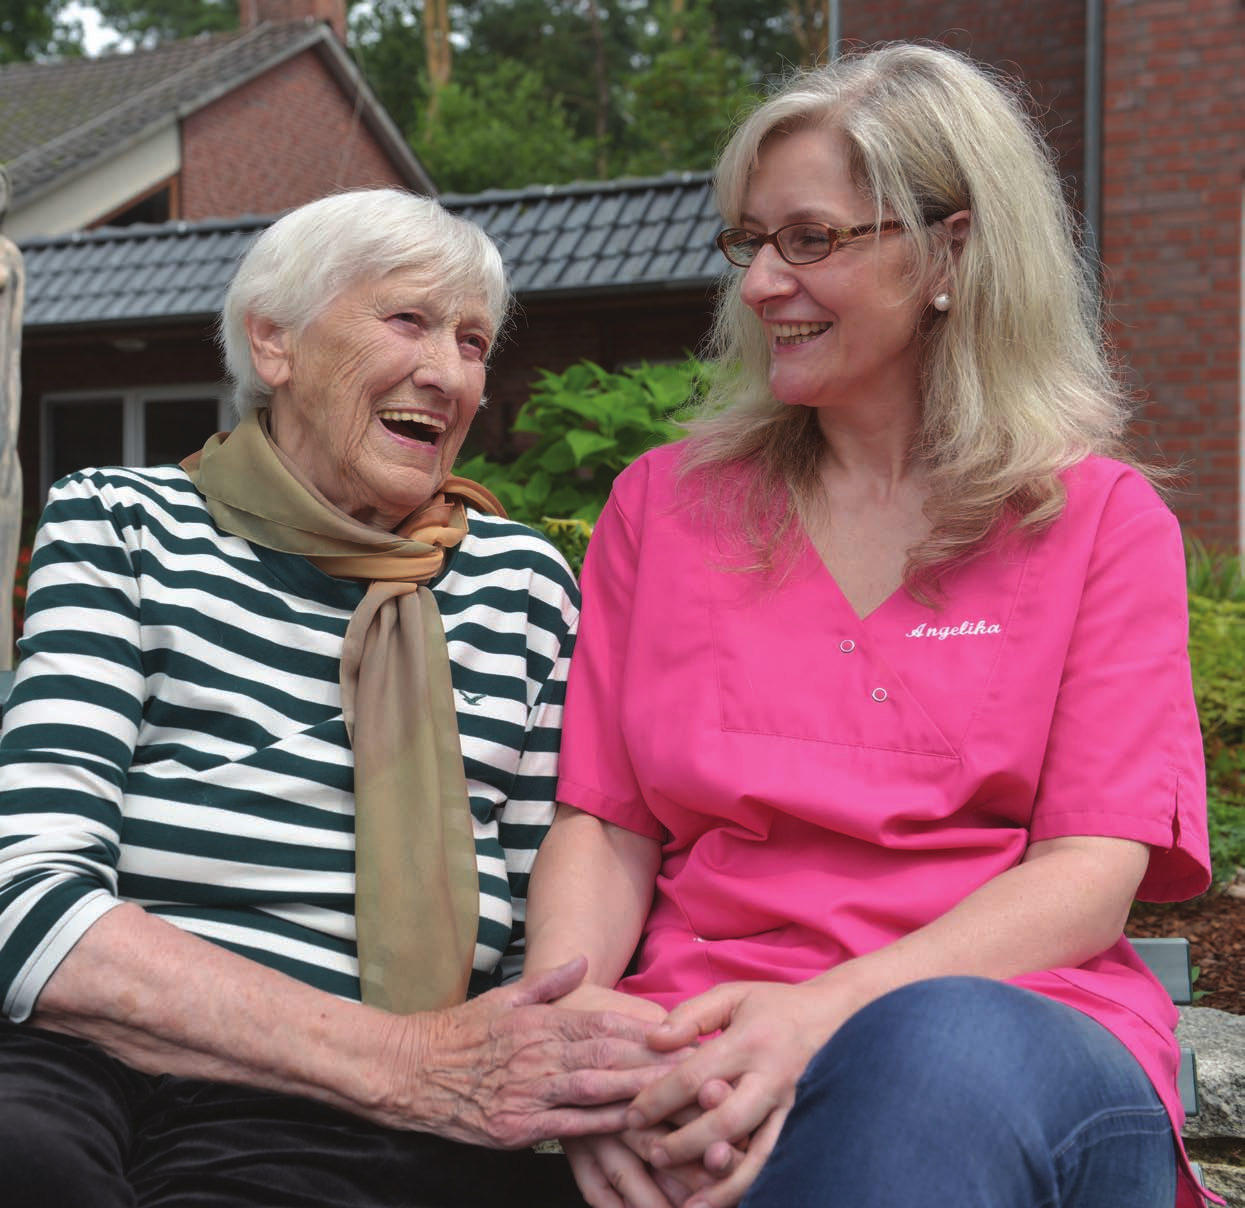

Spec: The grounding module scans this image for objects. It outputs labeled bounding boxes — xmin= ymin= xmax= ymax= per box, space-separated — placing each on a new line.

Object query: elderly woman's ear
xmin=244 ymin=313 xmax=294 ymax=391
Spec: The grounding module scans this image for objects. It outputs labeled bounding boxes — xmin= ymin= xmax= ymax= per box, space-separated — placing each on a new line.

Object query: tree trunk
xmin=423 ymin=0 xmax=452 ymax=126
xmin=671 ymin=0 xmax=685 ymax=45
xmin=787 ymin=0 xmax=828 ymax=64
xmin=585 ymin=0 xmax=610 ymax=177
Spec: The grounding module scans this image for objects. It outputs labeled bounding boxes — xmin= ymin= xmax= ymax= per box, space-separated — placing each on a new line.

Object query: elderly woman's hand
xmin=387 ymin=959 xmax=683 ymax=1149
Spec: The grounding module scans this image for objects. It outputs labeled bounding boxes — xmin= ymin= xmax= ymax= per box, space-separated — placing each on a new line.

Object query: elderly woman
xmin=0 ymin=189 xmax=666 ymax=1207
xmin=525 ymin=43 xmax=1213 ymax=1208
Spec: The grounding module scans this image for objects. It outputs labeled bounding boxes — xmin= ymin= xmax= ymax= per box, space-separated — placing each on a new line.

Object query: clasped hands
xmin=559 ymin=979 xmax=833 ymax=1208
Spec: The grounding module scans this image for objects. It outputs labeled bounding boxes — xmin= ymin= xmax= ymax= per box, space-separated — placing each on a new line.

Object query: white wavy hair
xmin=219 ymin=189 xmax=511 ymax=418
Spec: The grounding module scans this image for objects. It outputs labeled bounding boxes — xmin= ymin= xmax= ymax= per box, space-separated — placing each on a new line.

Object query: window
xmin=92 ymin=181 xmax=178 ymax=229
xmin=42 ymin=387 xmax=231 ymax=499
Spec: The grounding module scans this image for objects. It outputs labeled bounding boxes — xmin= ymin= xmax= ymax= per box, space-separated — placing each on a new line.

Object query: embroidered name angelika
xmin=905 ymin=620 xmax=1002 ymax=640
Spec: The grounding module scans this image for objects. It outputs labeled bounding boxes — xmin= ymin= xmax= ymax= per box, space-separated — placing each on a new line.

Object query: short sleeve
xmin=1030 ymin=472 xmax=1210 ymax=901
xmin=556 ymin=473 xmax=666 ymax=841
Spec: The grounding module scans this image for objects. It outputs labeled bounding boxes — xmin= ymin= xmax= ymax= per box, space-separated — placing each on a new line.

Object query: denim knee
xmin=741 ymin=976 xmax=1177 ymax=1208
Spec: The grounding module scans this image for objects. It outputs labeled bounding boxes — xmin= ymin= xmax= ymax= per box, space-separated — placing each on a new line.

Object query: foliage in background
xmin=456 ymin=356 xmax=702 ymax=528
xmin=10 ymin=540 xmax=31 ymax=643
xmin=411 ymin=61 xmax=597 ymax=195
xmin=1188 ymin=594 xmax=1245 ymax=743
xmin=89 ymin=0 xmax=235 ymax=46
xmin=1186 ymin=535 xmax=1245 ymax=603
xmin=352 ymin=0 xmax=784 ymax=190
xmin=1 ymin=0 xmax=83 ymax=61
xmin=535 ymin=517 xmax=593 ymax=577
xmin=613 ymin=1 xmax=758 ymax=177
xmin=1187 ymin=575 xmax=1245 ymax=889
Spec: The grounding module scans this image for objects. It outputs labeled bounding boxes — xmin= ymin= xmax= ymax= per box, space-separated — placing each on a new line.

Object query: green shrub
xmin=458 ymin=357 xmax=703 ymax=528
xmin=1187 ymin=595 xmax=1245 ymax=744
xmin=1187 ymin=593 xmax=1245 ymax=887
xmin=1206 ymin=753 xmax=1245 ymax=888
xmin=1186 ymin=536 xmax=1245 ymax=603
xmin=535 ymin=518 xmax=593 ymax=578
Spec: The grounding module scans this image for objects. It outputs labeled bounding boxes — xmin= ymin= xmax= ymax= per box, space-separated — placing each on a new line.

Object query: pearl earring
xmin=933 ymin=293 xmax=952 ymax=312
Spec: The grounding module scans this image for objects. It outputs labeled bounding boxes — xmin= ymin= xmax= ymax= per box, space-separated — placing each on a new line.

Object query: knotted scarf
xmin=182 ymin=409 xmax=505 ymax=1014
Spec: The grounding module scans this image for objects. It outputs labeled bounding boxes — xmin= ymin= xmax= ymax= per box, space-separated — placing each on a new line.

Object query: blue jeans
xmin=741 ymin=976 xmax=1177 ymax=1208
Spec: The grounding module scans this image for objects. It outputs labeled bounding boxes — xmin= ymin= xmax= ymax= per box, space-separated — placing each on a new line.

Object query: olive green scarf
xmin=182 ymin=409 xmax=504 ymax=1014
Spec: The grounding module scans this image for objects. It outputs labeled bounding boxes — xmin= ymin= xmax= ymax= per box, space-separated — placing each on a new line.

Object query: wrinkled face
xmin=255 ymin=266 xmax=493 ymax=530
xmin=738 ymin=126 xmax=930 ymax=415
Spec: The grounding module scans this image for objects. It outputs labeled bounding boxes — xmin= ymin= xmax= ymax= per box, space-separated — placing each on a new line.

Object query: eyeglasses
xmin=715 ymin=220 xmax=908 ymax=268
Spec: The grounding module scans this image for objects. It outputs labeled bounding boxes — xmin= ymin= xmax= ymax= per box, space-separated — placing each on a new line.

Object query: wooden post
xmin=0 ymin=169 xmax=24 ymax=671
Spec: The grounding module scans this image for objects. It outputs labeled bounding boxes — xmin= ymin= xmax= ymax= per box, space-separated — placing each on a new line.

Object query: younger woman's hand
xmin=564 ymin=1104 xmax=747 ymax=1208
xmin=626 ymin=981 xmax=841 ymax=1174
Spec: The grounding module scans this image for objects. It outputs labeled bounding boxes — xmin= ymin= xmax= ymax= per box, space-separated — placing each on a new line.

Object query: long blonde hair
xmin=682 ymin=42 xmax=1135 ymax=593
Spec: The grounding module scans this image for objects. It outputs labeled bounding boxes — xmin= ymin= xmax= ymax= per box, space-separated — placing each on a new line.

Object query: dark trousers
xmin=0 ymin=1019 xmax=586 ymax=1208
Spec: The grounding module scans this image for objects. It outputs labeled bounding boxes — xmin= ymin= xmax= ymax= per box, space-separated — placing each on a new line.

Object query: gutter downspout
xmin=1084 ymin=0 xmax=1105 ymax=274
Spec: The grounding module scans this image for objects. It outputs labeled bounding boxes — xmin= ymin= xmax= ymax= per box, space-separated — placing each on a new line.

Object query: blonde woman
xmin=526 ymin=43 xmax=1212 ymax=1208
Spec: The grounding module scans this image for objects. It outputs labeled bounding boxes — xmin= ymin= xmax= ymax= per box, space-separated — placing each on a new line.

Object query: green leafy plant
xmin=535 ymin=518 xmax=593 ymax=578
xmin=1187 ymin=595 xmax=1245 ymax=743
xmin=458 ymin=357 xmax=704 ymax=528
xmin=1186 ymin=589 xmax=1245 ymax=888
xmin=1186 ymin=536 xmax=1245 ymax=603
xmin=1205 ymin=745 xmax=1245 ymax=890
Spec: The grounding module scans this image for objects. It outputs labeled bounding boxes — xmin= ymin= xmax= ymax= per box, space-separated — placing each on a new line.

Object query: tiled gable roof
xmin=20 ymin=173 xmax=726 ymax=331
xmin=20 ymin=216 xmax=265 ymax=329
xmin=443 ymin=173 xmax=721 ymax=296
xmin=0 ymin=21 xmax=390 ymax=209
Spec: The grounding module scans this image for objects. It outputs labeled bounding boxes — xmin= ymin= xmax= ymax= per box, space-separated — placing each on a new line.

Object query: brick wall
xmin=1102 ymin=0 xmax=1243 ymax=549
xmin=842 ymin=0 xmax=1087 ymax=207
xmin=180 ymin=49 xmax=410 ymax=221
xmin=240 ymin=0 xmax=346 ymax=41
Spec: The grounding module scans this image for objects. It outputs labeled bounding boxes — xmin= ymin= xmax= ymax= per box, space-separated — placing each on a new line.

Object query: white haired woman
xmin=524 ymin=43 xmax=1213 ymax=1208
xmin=0 ymin=189 xmax=669 ymax=1207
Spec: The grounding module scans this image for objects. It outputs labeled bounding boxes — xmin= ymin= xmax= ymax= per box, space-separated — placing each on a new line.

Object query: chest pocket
xmin=708 ymin=546 xmax=1019 ymax=760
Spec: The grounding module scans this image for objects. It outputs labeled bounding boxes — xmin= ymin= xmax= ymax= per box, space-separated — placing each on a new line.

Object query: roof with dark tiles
xmin=0 ymin=19 xmax=429 ymax=209
xmin=442 ymin=173 xmax=722 ymax=297
xmin=20 ymin=173 xmax=726 ymax=331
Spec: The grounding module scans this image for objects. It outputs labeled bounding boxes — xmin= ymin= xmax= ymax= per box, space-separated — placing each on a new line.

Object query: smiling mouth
xmin=378 ymin=409 xmax=447 ymax=442
xmin=772 ymin=322 xmax=831 ymax=346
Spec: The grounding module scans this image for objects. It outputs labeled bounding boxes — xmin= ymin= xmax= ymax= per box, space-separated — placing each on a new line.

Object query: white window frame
xmin=40 ymin=384 xmax=232 ymax=501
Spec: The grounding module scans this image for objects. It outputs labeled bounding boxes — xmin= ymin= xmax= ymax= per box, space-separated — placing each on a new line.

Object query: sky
xmin=62 ymin=3 xmax=120 ymax=55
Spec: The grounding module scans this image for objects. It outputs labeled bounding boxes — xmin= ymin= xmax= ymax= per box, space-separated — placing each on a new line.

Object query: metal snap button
xmin=839 ymin=639 xmax=856 ymax=653
xmin=871 ymin=687 xmax=888 ymax=703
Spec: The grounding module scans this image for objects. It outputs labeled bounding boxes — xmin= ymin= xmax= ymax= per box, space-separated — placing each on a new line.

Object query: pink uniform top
xmin=557 ymin=441 xmax=1212 ymax=1208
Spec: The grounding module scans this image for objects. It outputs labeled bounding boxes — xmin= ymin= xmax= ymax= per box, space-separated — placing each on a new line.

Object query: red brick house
xmin=0 ymin=3 xmax=430 ymax=240
xmin=1 ymin=0 xmax=434 ymax=513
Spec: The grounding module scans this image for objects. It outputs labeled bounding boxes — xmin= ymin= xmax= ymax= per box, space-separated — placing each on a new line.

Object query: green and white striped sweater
xmin=0 ymin=465 xmax=578 ymax=1021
